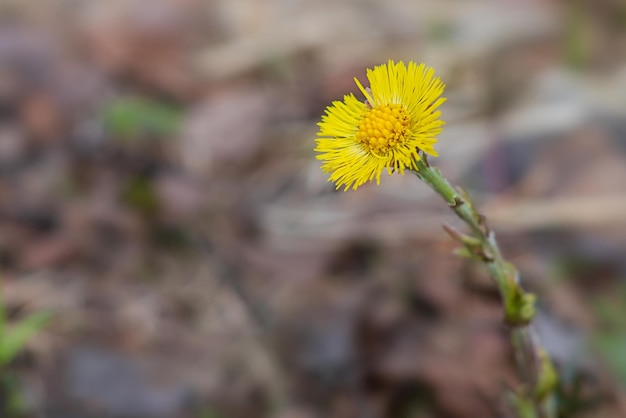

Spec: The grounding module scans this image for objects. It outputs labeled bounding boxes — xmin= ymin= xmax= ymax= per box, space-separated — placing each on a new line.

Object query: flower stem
xmin=412 ymin=156 xmax=557 ymax=418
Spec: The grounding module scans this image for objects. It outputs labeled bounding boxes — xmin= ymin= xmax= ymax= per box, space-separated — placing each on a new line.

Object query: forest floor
xmin=2 ymin=0 xmax=626 ymax=417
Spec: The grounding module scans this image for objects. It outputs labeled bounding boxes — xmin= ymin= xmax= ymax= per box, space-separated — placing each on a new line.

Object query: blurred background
xmin=1 ymin=0 xmax=626 ymax=417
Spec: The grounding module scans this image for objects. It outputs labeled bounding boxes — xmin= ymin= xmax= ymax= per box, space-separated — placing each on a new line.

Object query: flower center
xmin=355 ymin=104 xmax=410 ymax=154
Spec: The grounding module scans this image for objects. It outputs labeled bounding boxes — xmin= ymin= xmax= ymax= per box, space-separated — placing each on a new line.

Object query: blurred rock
xmin=534 ymin=311 xmax=587 ymax=368
xmin=65 ymin=346 xmax=193 ymax=418
xmin=180 ymin=87 xmax=272 ymax=175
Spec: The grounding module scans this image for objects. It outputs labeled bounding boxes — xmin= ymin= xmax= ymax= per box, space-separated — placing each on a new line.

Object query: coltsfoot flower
xmin=315 ymin=60 xmax=446 ymax=191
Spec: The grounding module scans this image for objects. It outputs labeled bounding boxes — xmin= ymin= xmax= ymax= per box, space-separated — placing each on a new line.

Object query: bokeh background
xmin=1 ymin=0 xmax=626 ymax=417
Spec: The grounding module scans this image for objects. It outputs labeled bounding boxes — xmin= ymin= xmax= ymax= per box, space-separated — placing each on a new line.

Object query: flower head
xmin=315 ymin=60 xmax=446 ymax=191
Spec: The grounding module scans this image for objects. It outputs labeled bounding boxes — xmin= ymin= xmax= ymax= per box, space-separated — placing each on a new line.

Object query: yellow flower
xmin=315 ymin=60 xmax=446 ymax=191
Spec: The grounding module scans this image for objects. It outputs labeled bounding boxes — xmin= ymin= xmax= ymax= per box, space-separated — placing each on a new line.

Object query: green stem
xmin=0 ymin=279 xmax=5 ymax=337
xmin=413 ymin=158 xmax=518 ymax=310
xmin=412 ymin=156 xmax=557 ymax=418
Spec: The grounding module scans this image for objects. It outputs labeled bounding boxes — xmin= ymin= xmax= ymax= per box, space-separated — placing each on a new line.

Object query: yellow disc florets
xmin=355 ymin=104 xmax=410 ymax=155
